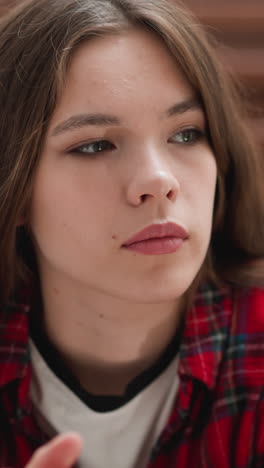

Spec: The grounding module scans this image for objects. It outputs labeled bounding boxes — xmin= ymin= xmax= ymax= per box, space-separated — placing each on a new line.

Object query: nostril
xmin=141 ymin=194 xmax=150 ymax=202
xmin=167 ymin=189 xmax=174 ymax=200
xmin=140 ymin=189 xmax=175 ymax=203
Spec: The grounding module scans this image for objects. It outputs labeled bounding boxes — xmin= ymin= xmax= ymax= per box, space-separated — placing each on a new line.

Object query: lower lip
xmin=123 ymin=236 xmax=185 ymax=255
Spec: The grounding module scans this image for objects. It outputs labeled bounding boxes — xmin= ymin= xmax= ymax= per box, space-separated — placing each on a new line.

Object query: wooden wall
xmin=185 ymin=0 xmax=264 ymax=150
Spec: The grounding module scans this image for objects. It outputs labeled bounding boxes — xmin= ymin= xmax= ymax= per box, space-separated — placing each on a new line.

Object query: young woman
xmin=0 ymin=0 xmax=263 ymax=467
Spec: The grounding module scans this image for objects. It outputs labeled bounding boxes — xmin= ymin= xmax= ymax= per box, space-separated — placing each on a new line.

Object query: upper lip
xmin=123 ymin=222 xmax=188 ymax=246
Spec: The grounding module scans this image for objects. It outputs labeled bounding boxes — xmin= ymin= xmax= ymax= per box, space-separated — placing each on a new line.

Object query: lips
xmin=122 ymin=222 xmax=188 ymax=247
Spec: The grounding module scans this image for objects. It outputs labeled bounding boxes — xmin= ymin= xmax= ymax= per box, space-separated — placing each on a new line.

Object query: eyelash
xmin=68 ymin=128 xmax=206 ymax=156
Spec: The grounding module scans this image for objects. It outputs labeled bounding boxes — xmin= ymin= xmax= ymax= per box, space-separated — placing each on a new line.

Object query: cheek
xmin=184 ymin=151 xmax=217 ymax=200
xmin=29 ymin=165 xmax=117 ymax=252
xmin=199 ymin=166 xmax=217 ymax=238
xmin=184 ymin=155 xmax=217 ymax=238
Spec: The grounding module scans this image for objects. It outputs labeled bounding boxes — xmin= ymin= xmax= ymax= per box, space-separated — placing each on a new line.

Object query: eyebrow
xmin=165 ymin=97 xmax=203 ymax=118
xmin=51 ymin=97 xmax=203 ymax=137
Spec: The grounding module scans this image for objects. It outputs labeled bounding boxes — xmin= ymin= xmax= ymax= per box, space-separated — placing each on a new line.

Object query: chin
xmin=116 ymin=274 xmax=196 ymax=304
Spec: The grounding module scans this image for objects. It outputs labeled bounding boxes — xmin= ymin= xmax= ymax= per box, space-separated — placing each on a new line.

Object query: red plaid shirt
xmin=0 ymin=283 xmax=264 ymax=468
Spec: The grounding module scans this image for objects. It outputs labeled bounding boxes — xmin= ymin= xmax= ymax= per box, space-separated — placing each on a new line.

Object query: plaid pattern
xmin=0 ymin=283 xmax=264 ymax=467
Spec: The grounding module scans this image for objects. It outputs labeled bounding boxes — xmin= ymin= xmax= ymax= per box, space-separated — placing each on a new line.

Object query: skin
xmin=26 ymin=26 xmax=218 ymax=468
xmin=25 ymin=433 xmax=82 ymax=468
xmin=29 ymin=28 xmax=217 ymax=400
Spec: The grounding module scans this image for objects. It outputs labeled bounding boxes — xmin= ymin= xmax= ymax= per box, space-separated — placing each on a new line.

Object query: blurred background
xmin=0 ymin=0 xmax=263 ymax=152
xmin=185 ymin=0 xmax=264 ymax=153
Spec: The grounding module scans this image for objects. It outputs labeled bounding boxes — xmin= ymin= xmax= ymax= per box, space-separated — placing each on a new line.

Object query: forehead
xmin=52 ymin=28 xmax=195 ymax=123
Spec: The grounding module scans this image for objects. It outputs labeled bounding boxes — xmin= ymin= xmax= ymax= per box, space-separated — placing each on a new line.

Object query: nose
xmin=126 ymin=148 xmax=180 ymax=206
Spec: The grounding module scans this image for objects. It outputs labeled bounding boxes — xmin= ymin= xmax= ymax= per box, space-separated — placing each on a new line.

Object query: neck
xmin=38 ymin=274 xmax=185 ymax=396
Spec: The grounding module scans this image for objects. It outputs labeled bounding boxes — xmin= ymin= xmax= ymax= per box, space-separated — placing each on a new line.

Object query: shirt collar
xmin=0 ymin=282 xmax=233 ymax=391
xmin=178 ymin=283 xmax=233 ymax=389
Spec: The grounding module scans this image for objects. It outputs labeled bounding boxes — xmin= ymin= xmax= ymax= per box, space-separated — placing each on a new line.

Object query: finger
xmin=26 ymin=432 xmax=82 ymax=468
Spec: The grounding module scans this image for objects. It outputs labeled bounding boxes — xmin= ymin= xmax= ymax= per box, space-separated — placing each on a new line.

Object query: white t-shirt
xmin=29 ymin=339 xmax=179 ymax=468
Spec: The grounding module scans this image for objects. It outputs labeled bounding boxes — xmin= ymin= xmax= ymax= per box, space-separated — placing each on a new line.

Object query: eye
xmin=169 ymin=128 xmax=205 ymax=145
xmin=69 ymin=139 xmax=115 ymax=155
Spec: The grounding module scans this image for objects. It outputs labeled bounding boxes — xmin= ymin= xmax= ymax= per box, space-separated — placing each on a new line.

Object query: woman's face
xmin=30 ymin=28 xmax=217 ymax=303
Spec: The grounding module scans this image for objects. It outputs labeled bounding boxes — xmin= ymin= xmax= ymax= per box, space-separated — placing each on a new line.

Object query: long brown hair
xmin=0 ymin=0 xmax=263 ymax=303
